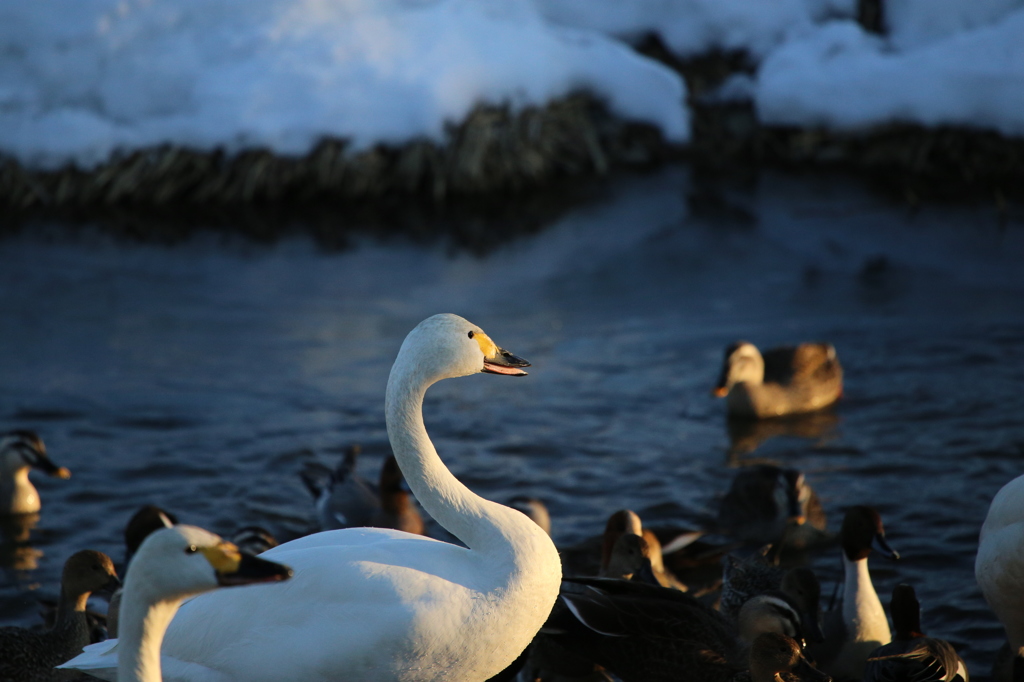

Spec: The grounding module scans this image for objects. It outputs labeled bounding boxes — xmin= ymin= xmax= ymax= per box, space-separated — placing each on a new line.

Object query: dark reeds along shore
xmin=0 ymin=95 xmax=667 ymax=211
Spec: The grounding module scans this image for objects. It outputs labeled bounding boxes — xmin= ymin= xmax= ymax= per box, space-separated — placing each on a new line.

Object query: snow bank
xmin=884 ymin=0 xmax=1024 ymax=50
xmin=534 ymin=0 xmax=855 ymax=59
xmin=0 ymin=0 xmax=688 ymax=171
xmin=755 ymin=11 xmax=1024 ymax=136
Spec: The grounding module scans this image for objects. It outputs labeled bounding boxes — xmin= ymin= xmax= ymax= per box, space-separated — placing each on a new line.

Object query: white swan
xmin=63 ymin=314 xmax=563 ymax=681
xmin=58 ymin=525 xmax=292 ymax=682
xmin=977 ymin=472 xmax=1024 ymax=681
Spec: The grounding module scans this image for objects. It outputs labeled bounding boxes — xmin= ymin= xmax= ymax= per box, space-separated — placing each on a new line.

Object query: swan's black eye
xmin=184 ymin=545 xmax=198 ymax=554
xmin=467 ymin=331 xmax=475 ymax=339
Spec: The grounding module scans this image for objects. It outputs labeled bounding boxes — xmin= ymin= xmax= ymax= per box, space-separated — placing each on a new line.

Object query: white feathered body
xmin=163 ymin=525 xmax=558 ymax=681
xmin=977 ymin=473 xmax=1024 ymax=651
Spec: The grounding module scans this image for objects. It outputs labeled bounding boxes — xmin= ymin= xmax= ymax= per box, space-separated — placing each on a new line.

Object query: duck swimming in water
xmin=713 ymin=342 xmax=843 ymax=419
xmin=0 ymin=431 xmax=70 ymax=516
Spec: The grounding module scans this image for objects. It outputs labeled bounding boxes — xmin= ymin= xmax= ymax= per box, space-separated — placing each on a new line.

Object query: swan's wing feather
xmin=56 ymin=639 xmax=119 ymax=680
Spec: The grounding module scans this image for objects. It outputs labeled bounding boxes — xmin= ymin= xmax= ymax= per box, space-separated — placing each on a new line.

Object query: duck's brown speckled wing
xmin=790 ymin=344 xmax=842 ymax=384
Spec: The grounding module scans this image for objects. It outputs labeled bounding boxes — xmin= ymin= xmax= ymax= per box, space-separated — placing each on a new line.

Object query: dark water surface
xmin=1 ymin=167 xmax=1023 ymax=678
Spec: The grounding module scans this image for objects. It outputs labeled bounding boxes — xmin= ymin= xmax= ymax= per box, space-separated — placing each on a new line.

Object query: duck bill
xmin=217 ymin=554 xmax=294 ymax=587
xmin=873 ymin=534 xmax=900 ymax=560
xmin=33 ymin=455 xmax=71 ymax=480
xmin=98 ymin=573 xmax=122 ymax=598
xmin=482 ymin=347 xmax=530 ymax=376
xmin=712 ymin=385 xmax=729 ymax=398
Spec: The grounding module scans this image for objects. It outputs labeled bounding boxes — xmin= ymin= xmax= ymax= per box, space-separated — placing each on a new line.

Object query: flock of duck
xmin=0 ymin=313 xmax=1020 ymax=682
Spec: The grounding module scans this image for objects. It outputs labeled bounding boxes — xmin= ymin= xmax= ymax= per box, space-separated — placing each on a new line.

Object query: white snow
xmin=534 ymin=0 xmax=855 ymax=59
xmin=4 ymin=0 xmax=1024 ymax=173
xmin=0 ymin=0 xmax=688 ymax=171
xmin=884 ymin=0 xmax=1024 ymax=50
xmin=755 ymin=11 xmax=1024 ymax=136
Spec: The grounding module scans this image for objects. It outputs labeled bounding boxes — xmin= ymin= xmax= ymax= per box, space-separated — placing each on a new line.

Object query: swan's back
xmin=162 ymin=525 xmax=554 ymax=681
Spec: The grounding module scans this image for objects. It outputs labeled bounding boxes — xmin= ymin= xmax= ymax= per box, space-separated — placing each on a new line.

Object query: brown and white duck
xmin=713 ymin=342 xmax=843 ymax=419
xmin=595 ymin=509 xmax=686 ymax=590
xmin=0 ymin=431 xmax=71 ymax=516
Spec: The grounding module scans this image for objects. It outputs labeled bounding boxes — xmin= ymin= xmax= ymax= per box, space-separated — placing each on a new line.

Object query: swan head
xmin=713 ymin=341 xmax=764 ymax=397
xmin=1 ymin=430 xmax=71 ymax=479
xmin=128 ymin=525 xmax=293 ymax=599
xmin=394 ymin=314 xmax=530 ymax=385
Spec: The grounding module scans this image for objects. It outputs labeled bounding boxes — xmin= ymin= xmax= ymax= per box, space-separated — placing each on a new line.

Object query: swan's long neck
xmin=385 ymin=366 xmax=520 ymax=556
xmin=117 ymin=575 xmax=185 ymax=682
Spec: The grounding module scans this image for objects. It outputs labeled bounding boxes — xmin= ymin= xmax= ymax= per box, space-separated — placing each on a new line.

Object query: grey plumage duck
xmin=0 ymin=431 xmax=70 ymax=516
xmin=714 ymin=342 xmax=843 ymax=419
xmin=864 ymin=584 xmax=968 ymax=682
xmin=721 ymin=556 xmax=824 ymax=644
xmin=0 ymin=550 xmax=119 ymax=682
xmin=301 ymin=448 xmax=424 ymax=534
xmin=301 ymin=444 xmax=378 ymax=530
